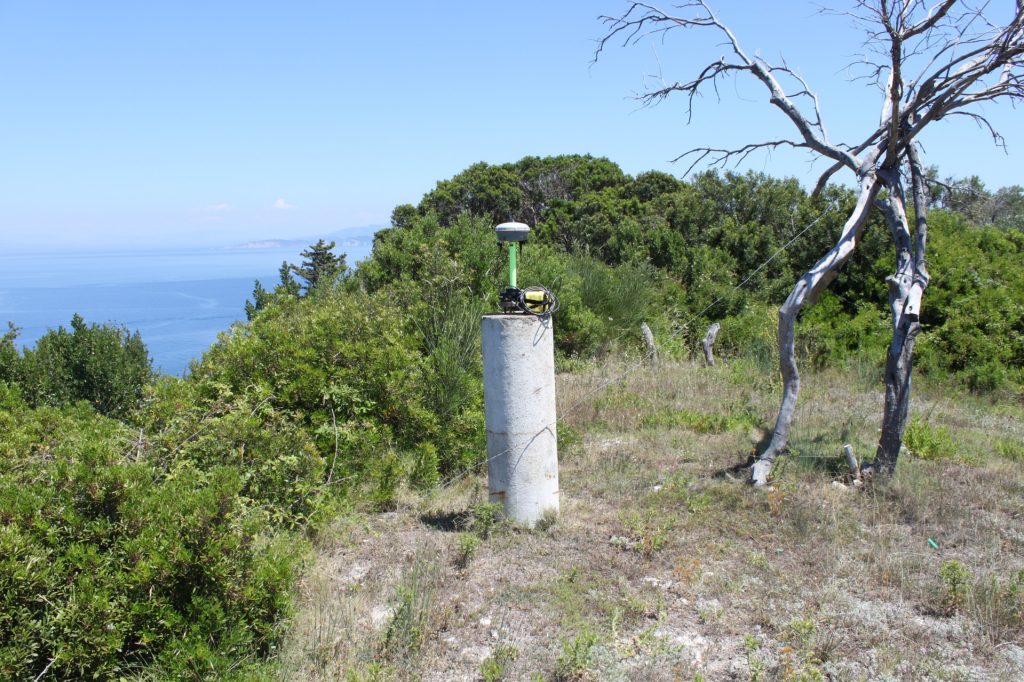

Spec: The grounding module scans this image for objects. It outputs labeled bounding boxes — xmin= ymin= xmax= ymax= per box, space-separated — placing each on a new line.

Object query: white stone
xmin=370 ymin=605 xmax=394 ymax=628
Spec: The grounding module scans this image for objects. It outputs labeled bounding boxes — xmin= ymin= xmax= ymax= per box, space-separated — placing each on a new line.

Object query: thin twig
xmin=33 ymin=658 xmax=55 ymax=682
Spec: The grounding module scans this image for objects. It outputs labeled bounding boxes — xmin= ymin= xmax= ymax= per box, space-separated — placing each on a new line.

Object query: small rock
xmin=370 ymin=605 xmax=394 ymax=628
xmin=341 ymin=561 xmax=370 ymax=584
xmin=641 ymin=575 xmax=673 ymax=590
xmin=459 ymin=645 xmax=492 ymax=663
xmin=1002 ymin=644 xmax=1024 ymax=672
xmin=670 ymin=632 xmax=708 ymax=663
xmin=478 ymin=616 xmax=491 ymax=628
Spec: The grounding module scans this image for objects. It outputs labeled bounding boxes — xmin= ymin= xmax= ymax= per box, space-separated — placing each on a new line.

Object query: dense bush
xmin=0 ymin=385 xmax=300 ymax=680
xmin=5 ymin=313 xmax=152 ymax=418
xmin=203 ymin=284 xmax=485 ymax=483
xmin=377 ymin=155 xmax=1021 ymax=392
xmin=916 ymin=211 xmax=1024 ymax=391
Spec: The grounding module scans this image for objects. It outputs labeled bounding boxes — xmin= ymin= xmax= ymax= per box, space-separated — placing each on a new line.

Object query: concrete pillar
xmin=481 ymin=313 xmax=559 ymax=527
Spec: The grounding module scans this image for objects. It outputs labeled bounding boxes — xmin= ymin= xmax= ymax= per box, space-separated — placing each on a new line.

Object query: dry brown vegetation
xmin=276 ymin=359 xmax=1024 ymax=681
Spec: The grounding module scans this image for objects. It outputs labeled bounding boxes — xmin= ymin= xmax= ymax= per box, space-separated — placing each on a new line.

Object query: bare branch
xmin=907 ymin=141 xmax=931 ymax=295
xmin=904 ymin=0 xmax=958 ymax=39
xmin=943 ymin=110 xmax=1008 ymax=149
xmin=595 ymin=1 xmax=860 ymax=174
xmin=597 ymin=0 xmax=1022 ymax=196
xmin=672 ymin=140 xmax=805 ymax=175
xmin=812 ymin=127 xmax=887 ymax=195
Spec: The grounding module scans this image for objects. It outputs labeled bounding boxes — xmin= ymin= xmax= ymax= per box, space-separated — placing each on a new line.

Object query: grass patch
xmin=613 ymin=507 xmax=679 ymax=559
xmin=283 ymin=360 xmax=1024 ymax=680
xmin=640 ymin=407 xmax=756 ymax=433
xmin=995 ymin=438 xmax=1024 ymax=462
xmin=380 ymin=555 xmax=440 ymax=673
xmin=480 ymin=643 xmax=520 ymax=681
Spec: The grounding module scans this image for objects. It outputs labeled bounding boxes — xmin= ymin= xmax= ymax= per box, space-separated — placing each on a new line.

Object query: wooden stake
xmin=843 ymin=444 xmax=861 ymax=484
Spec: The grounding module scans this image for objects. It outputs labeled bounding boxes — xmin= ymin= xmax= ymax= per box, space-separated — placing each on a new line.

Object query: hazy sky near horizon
xmin=1 ymin=1 xmax=1019 ymax=252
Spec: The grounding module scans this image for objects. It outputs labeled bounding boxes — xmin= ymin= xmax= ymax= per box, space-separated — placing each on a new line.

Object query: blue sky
xmin=0 ymin=1 xmax=1018 ymax=252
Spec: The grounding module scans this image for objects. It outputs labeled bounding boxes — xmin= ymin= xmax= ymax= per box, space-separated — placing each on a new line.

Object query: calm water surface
xmin=0 ymin=242 xmax=372 ymax=376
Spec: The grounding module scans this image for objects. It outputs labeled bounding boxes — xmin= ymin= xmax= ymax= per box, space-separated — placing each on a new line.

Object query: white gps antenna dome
xmin=495 ymin=221 xmax=531 ymax=242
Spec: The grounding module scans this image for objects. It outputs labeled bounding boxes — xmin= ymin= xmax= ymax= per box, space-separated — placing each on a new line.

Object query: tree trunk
xmin=872 ymin=151 xmax=930 ymax=474
xmin=874 ymin=315 xmax=920 ymax=472
xmin=701 ymin=323 xmax=720 ymax=366
xmin=751 ymin=172 xmax=881 ymax=486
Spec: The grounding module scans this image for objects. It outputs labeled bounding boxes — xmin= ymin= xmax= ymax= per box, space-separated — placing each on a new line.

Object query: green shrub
xmin=995 ymin=439 xmax=1024 ymax=462
xmin=410 ymin=442 xmax=441 ymax=490
xmin=555 ymin=629 xmax=599 ymax=681
xmin=142 ymin=384 xmax=326 ymax=528
xmin=469 ymin=501 xmax=504 ymax=539
xmin=370 ymin=451 xmax=403 ymax=512
xmin=193 ymin=288 xmax=468 ymax=479
xmin=939 ymin=559 xmax=972 ymax=614
xmin=799 ymin=293 xmax=889 ymax=369
xmin=455 ymin=533 xmax=479 ymax=569
xmin=0 ymin=403 xmax=301 ymax=680
xmin=903 ymin=418 xmax=959 ymax=461
xmin=917 ymin=213 xmax=1024 ymax=393
xmin=716 ymin=303 xmax=779 ymax=369
xmin=17 ymin=314 xmax=153 ymax=418
xmin=0 ymin=323 xmax=19 ymax=384
xmin=480 ymin=644 xmax=519 ymax=681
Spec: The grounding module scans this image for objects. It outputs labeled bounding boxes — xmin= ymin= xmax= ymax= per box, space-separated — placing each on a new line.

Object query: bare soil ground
xmin=277 ymin=360 xmax=1024 ymax=681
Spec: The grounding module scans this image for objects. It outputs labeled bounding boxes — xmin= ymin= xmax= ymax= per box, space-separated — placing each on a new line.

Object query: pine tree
xmin=289 ymin=239 xmax=347 ymax=294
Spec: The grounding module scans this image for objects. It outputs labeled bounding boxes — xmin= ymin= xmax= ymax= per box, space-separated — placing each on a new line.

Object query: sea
xmin=0 ymin=238 xmax=374 ymax=376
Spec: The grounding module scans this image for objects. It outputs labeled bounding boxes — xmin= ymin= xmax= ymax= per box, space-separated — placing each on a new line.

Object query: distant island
xmin=230 ymin=224 xmax=382 ymax=251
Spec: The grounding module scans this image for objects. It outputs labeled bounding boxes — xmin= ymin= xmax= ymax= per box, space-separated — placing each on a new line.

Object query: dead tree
xmin=597 ymin=1 xmax=1023 ymax=485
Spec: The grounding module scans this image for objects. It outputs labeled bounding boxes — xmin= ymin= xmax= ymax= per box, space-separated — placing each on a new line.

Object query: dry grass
xmin=276 ymin=359 xmax=1024 ymax=681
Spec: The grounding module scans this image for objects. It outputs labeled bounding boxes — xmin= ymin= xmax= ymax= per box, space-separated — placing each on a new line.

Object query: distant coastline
xmin=229 ymin=224 xmax=382 ymax=252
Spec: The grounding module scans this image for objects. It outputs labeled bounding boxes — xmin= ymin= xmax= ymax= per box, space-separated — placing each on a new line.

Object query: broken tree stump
xmin=641 ymin=321 xmax=657 ymax=365
xmin=701 ymin=323 xmax=720 ymax=367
